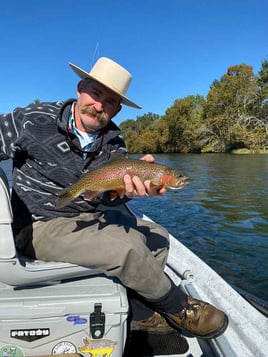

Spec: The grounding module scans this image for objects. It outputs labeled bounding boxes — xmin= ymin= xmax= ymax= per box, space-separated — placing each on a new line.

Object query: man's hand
xmin=124 ymin=154 xmax=166 ymax=198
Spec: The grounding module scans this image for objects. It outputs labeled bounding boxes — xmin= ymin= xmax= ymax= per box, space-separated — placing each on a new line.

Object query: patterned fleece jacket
xmin=0 ymin=99 xmax=128 ymax=231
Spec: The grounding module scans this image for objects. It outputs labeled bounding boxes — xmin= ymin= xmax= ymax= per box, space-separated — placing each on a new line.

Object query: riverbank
xmin=231 ymin=148 xmax=268 ymax=154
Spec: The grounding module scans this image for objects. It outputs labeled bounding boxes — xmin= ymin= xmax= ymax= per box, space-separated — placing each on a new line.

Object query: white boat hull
xmin=129 ymin=207 xmax=268 ymax=357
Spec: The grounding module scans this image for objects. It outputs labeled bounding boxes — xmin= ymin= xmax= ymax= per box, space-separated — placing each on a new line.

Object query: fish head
xmin=160 ymin=170 xmax=188 ymax=189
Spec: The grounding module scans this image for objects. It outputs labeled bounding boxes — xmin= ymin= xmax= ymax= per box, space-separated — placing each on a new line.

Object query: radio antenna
xmin=91 ymin=42 xmax=100 ymax=67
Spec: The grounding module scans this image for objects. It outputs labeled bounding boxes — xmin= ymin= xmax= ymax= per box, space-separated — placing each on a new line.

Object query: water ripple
xmin=129 ymin=153 xmax=268 ymax=301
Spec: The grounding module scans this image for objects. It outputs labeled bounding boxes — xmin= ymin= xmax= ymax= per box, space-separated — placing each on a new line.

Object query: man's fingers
xmin=140 ymin=154 xmax=154 ymax=163
xmin=123 ymin=174 xmax=166 ymax=198
xmin=144 ymin=180 xmax=166 ymax=197
xmin=124 ymin=174 xmax=136 ymax=197
xmin=133 ymin=176 xmax=147 ymax=196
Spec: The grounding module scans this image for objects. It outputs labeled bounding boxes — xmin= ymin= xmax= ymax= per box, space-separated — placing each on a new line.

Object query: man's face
xmin=74 ymin=79 xmax=121 ymax=133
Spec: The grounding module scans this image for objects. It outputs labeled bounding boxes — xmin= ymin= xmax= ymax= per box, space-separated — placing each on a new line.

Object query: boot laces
xmin=181 ymin=301 xmax=199 ymax=321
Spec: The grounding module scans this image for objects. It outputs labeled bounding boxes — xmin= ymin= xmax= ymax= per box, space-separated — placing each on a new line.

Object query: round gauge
xmin=52 ymin=341 xmax=77 ymax=354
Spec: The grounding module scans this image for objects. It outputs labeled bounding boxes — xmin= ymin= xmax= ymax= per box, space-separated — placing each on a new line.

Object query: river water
xmin=1 ymin=154 xmax=268 ymax=301
xmin=128 ymin=153 xmax=268 ymax=302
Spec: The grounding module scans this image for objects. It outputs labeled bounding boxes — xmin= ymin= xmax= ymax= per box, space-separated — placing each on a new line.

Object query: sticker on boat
xmin=78 ymin=337 xmax=117 ymax=356
xmin=0 ymin=344 xmax=25 ymax=357
xmin=52 ymin=341 xmax=77 ymax=354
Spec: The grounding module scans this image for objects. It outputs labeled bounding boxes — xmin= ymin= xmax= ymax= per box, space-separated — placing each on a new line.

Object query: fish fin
xmin=109 ymin=152 xmax=127 ymax=162
xmin=116 ymin=187 xmax=125 ymax=199
xmin=56 ymin=188 xmax=75 ymax=209
xmin=149 ymin=182 xmax=163 ymax=190
xmin=110 ymin=188 xmax=125 ymax=201
xmin=110 ymin=191 xmax=118 ymax=201
xmin=84 ymin=190 xmax=100 ymax=200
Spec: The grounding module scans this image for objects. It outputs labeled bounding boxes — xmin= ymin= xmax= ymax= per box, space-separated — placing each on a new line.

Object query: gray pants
xmin=21 ymin=209 xmax=172 ymax=300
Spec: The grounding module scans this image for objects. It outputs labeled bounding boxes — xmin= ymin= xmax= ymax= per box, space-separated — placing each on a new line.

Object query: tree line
xmin=120 ymin=60 xmax=268 ymax=153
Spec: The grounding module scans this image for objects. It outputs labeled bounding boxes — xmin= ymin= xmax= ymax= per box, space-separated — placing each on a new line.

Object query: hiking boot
xmin=163 ymin=297 xmax=228 ymax=339
xmin=131 ymin=312 xmax=174 ymax=334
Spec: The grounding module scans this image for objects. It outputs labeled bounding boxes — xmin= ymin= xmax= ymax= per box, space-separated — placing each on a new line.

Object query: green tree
xmin=256 ymin=59 xmax=268 ymax=146
xmin=258 ymin=59 xmax=268 ymax=102
xmin=120 ymin=113 xmax=161 ymax=153
xmin=203 ymin=64 xmax=266 ymax=151
xmin=120 ymin=60 xmax=268 ymax=154
xmin=161 ymin=95 xmax=205 ymax=152
xmin=32 ymin=99 xmax=41 ymax=105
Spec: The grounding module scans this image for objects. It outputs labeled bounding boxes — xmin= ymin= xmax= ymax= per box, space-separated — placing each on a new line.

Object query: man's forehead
xmin=90 ymin=79 xmax=121 ymax=101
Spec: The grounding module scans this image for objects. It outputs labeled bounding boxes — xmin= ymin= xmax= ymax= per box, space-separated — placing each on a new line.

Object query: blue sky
xmin=1 ymin=0 xmax=267 ymax=125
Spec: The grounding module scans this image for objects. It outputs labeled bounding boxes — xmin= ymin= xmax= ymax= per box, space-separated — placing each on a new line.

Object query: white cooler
xmin=0 ymin=276 xmax=128 ymax=356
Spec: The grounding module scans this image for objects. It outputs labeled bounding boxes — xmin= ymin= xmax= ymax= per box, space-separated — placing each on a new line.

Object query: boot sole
xmin=164 ymin=313 xmax=229 ymax=339
xmin=131 ymin=321 xmax=175 ymax=334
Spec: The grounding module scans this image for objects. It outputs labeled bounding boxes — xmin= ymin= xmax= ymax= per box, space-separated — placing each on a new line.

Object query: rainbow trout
xmin=56 ymin=156 xmax=187 ymax=208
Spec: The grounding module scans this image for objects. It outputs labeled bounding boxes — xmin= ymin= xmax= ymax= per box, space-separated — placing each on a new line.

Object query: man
xmin=0 ymin=57 xmax=228 ymax=339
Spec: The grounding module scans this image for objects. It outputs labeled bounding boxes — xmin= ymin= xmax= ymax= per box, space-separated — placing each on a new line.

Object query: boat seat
xmin=0 ymin=166 xmax=102 ymax=287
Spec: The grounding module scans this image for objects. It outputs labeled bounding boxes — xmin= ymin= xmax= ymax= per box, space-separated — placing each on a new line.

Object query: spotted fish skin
xmin=56 ymin=156 xmax=187 ymax=208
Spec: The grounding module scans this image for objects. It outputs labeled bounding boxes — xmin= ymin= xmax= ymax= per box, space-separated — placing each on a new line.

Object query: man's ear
xmin=115 ymin=104 xmax=122 ymax=116
xmin=77 ymin=80 xmax=84 ymax=95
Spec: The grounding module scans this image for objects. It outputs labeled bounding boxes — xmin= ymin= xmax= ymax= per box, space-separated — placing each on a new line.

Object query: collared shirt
xmin=68 ymin=103 xmax=99 ymax=159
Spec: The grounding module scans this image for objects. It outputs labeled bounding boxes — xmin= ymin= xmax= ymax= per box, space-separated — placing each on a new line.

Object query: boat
xmin=0 ymin=165 xmax=267 ymax=357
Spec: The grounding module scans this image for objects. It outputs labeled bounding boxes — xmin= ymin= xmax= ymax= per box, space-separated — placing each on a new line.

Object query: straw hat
xmin=69 ymin=57 xmax=141 ymax=109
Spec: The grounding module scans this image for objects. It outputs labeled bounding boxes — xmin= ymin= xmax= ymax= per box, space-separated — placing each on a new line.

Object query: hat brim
xmin=69 ymin=62 xmax=141 ymax=109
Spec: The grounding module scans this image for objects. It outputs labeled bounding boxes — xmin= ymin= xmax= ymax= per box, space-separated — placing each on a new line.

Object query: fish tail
xmin=56 ymin=188 xmax=77 ymax=208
